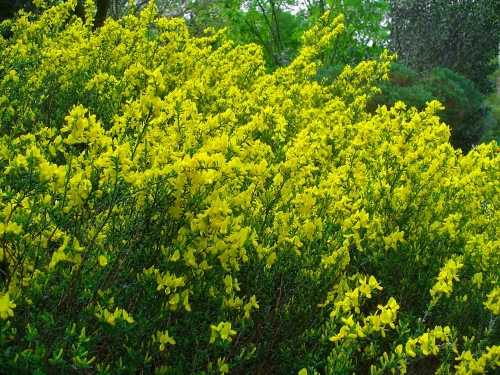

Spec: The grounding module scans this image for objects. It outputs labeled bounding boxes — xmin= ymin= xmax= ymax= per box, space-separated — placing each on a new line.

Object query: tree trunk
xmin=93 ymin=0 xmax=110 ymax=29
xmin=75 ymin=0 xmax=110 ymax=29
xmin=75 ymin=0 xmax=86 ymax=23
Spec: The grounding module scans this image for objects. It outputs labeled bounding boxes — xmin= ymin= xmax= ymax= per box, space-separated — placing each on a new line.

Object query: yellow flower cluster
xmin=153 ymin=330 xmax=176 ymax=351
xmin=210 ymin=322 xmax=237 ymax=344
xmin=329 ymin=297 xmax=399 ymax=342
xmin=95 ymin=306 xmax=135 ymax=326
xmin=484 ymin=287 xmax=500 ymax=315
xmin=0 ymin=293 xmax=16 ymax=319
xmin=403 ymin=326 xmax=451 ymax=358
xmin=328 ymin=275 xmax=383 ymax=317
xmin=455 ymin=346 xmax=500 ymax=374
xmin=429 ymin=256 xmax=464 ymax=304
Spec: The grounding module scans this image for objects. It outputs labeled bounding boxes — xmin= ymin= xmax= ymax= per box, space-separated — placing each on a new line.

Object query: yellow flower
xmin=0 ymin=222 xmax=23 ymax=236
xmin=0 ymin=293 xmax=16 ymax=320
xmin=430 ymin=256 xmax=464 ymax=304
xmin=405 ymin=339 xmax=417 ymax=358
xmin=395 ymin=344 xmax=403 ymax=354
xmin=210 ymin=322 xmax=237 ymax=344
xmin=217 ymin=358 xmax=230 ymax=374
xmin=484 ymin=288 xmax=500 ymax=315
xmin=96 ymin=307 xmax=134 ymax=326
xmin=121 ymin=310 xmax=135 ymax=324
xmin=155 ymin=330 xmax=176 ymax=351
xmin=98 ymin=255 xmax=108 ymax=267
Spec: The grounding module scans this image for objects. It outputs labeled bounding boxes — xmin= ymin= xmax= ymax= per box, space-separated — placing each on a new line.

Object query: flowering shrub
xmin=0 ymin=2 xmax=498 ymax=374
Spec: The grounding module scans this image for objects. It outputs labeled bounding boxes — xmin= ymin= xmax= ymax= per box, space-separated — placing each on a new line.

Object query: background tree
xmin=144 ymin=1 xmax=389 ymax=69
xmin=146 ymin=0 xmax=305 ymax=67
xmin=0 ymin=0 xmax=34 ymax=22
xmin=235 ymin=0 xmax=390 ymax=69
xmin=74 ymin=0 xmax=110 ymax=28
xmin=0 ymin=0 xmax=111 ymax=29
xmin=370 ymin=63 xmax=493 ymax=151
xmin=298 ymin=0 xmax=389 ymax=81
xmin=388 ymin=0 xmax=500 ymax=93
xmin=227 ymin=0 xmax=304 ymax=66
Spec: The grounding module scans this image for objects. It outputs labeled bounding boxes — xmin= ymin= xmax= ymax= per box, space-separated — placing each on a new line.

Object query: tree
xmin=75 ymin=0 xmax=111 ymax=28
xmin=389 ymin=0 xmax=500 ymax=93
xmin=153 ymin=0 xmax=306 ymax=67
xmin=0 ymin=0 xmax=35 ymax=22
xmin=0 ymin=0 xmax=111 ymax=30
xmin=317 ymin=0 xmax=389 ymax=63
xmin=300 ymin=0 xmax=389 ymax=81
xmin=148 ymin=1 xmax=389 ymax=69
xmin=370 ymin=63 xmax=490 ymax=152
xmin=229 ymin=0 xmax=304 ymax=66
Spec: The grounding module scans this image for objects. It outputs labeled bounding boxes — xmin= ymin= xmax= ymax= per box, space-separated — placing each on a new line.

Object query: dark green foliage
xmin=371 ymin=63 xmax=490 ymax=152
xmin=0 ymin=0 xmax=30 ymax=21
xmin=0 ymin=0 xmax=37 ymax=39
xmin=425 ymin=68 xmax=489 ymax=152
xmin=482 ymin=68 xmax=500 ymax=144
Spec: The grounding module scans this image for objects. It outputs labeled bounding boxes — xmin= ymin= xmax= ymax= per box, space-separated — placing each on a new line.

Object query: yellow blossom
xmin=0 ymin=293 xmax=16 ymax=320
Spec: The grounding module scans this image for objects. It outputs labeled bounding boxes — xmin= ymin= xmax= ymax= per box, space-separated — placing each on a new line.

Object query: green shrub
xmin=0 ymin=2 xmax=498 ymax=374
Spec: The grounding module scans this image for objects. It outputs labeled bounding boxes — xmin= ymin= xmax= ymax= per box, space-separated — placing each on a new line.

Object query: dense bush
xmin=0 ymin=2 xmax=499 ymax=374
